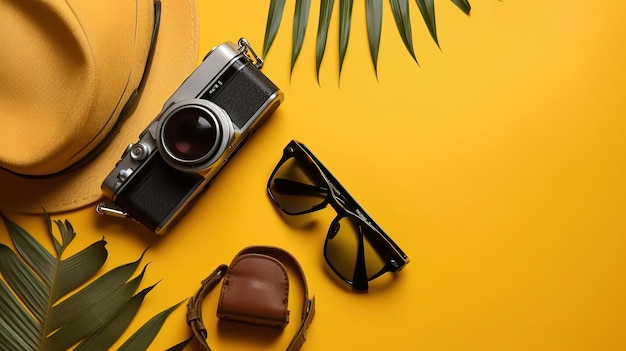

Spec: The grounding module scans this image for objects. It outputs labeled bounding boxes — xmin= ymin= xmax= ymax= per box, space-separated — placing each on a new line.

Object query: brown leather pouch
xmin=187 ymin=246 xmax=315 ymax=351
xmin=216 ymin=252 xmax=290 ymax=328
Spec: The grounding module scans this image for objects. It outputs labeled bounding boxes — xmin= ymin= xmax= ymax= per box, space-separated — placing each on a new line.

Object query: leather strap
xmin=186 ymin=246 xmax=315 ymax=351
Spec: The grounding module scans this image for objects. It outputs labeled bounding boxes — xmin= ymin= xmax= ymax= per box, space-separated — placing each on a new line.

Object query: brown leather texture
xmin=217 ymin=253 xmax=290 ymax=328
xmin=186 ymin=246 xmax=315 ymax=351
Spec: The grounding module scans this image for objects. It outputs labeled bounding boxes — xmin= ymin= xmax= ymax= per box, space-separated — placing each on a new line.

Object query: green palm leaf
xmin=291 ymin=0 xmax=312 ymax=74
xmin=315 ymin=0 xmax=335 ymax=83
xmin=390 ymin=0 xmax=418 ymax=63
xmin=415 ymin=0 xmax=439 ymax=47
xmin=118 ymin=302 xmax=187 ymax=351
xmin=366 ymin=0 xmax=383 ymax=77
xmin=0 ymin=213 xmax=183 ymax=351
xmin=338 ymin=0 xmax=354 ymax=78
xmin=451 ymin=0 xmax=471 ymax=15
xmin=72 ymin=284 xmax=156 ymax=351
xmin=262 ymin=0 xmax=472 ymax=80
xmin=263 ymin=0 xmax=286 ymax=58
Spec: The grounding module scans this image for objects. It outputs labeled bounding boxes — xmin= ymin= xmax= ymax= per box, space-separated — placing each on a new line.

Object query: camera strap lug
xmin=238 ymin=37 xmax=264 ymax=69
xmin=96 ymin=202 xmax=130 ymax=218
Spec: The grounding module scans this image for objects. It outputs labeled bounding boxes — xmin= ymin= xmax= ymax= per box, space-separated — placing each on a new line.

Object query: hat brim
xmin=0 ymin=0 xmax=199 ymax=214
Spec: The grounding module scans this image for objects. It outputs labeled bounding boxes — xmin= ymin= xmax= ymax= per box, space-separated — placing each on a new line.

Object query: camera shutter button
xmin=129 ymin=143 xmax=149 ymax=161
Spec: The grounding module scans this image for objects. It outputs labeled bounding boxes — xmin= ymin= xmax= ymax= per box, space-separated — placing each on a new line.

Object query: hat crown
xmin=0 ymin=0 xmax=198 ymax=213
xmin=0 ymin=0 xmax=154 ymax=176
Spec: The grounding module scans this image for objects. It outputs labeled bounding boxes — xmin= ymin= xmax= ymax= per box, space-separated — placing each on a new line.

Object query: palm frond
xmin=315 ymin=0 xmax=335 ymax=83
xmin=118 ymin=301 xmax=186 ymax=351
xmin=291 ymin=0 xmax=312 ymax=74
xmin=164 ymin=337 xmax=193 ymax=351
xmin=415 ymin=0 xmax=439 ymax=48
xmin=450 ymin=0 xmax=471 ymax=15
xmin=338 ymin=0 xmax=354 ymax=78
xmin=0 ymin=213 xmax=184 ymax=350
xmin=262 ymin=0 xmax=472 ymax=81
xmin=263 ymin=0 xmax=286 ymax=57
xmin=71 ymin=284 xmax=157 ymax=351
xmin=365 ymin=0 xmax=383 ymax=77
xmin=390 ymin=0 xmax=418 ymax=63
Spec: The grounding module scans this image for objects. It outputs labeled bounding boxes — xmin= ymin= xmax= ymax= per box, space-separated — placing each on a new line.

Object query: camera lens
xmin=162 ymin=107 xmax=220 ymax=163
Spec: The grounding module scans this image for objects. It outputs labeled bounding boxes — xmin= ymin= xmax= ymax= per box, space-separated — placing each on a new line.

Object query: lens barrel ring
xmin=156 ymin=98 xmax=234 ymax=172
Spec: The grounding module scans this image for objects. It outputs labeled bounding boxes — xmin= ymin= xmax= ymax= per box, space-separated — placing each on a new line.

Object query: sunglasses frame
xmin=267 ymin=140 xmax=409 ymax=291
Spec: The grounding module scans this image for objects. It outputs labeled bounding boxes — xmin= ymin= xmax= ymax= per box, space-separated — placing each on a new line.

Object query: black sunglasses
xmin=267 ymin=140 xmax=409 ymax=291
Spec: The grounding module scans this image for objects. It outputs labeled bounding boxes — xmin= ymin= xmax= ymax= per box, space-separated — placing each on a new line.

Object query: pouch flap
xmin=217 ymin=253 xmax=290 ymax=328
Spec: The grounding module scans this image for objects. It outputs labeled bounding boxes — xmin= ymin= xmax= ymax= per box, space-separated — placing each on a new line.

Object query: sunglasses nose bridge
xmin=327 ymin=215 xmax=343 ymax=239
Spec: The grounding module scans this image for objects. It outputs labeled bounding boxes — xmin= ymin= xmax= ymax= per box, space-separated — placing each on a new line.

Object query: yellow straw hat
xmin=0 ymin=0 xmax=198 ymax=213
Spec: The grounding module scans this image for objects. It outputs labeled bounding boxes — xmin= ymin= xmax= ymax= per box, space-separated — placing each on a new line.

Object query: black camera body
xmin=99 ymin=39 xmax=283 ymax=233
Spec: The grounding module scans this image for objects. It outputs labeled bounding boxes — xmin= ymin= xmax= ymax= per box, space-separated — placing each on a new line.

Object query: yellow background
xmin=2 ymin=0 xmax=626 ymax=350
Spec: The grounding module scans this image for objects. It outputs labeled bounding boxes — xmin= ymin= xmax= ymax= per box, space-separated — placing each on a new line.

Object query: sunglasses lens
xmin=269 ymin=157 xmax=328 ymax=214
xmin=325 ymin=217 xmax=387 ymax=284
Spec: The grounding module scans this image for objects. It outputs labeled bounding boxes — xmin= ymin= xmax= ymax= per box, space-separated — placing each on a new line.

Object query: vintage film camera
xmin=97 ymin=38 xmax=283 ymax=233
